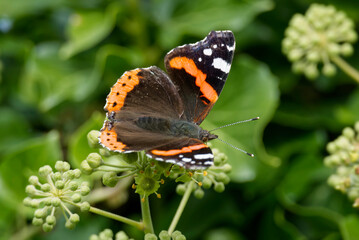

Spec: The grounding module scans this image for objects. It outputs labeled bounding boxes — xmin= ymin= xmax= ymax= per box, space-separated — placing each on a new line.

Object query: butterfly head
xmin=200 ymin=129 xmax=218 ymax=143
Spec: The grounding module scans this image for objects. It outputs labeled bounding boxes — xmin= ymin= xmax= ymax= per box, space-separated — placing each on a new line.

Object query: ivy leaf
xmin=203 ymin=55 xmax=279 ymax=183
xmin=157 ymin=0 xmax=274 ymax=47
xmin=175 ymin=174 xmax=192 ymax=183
xmin=18 ymin=43 xmax=98 ymax=111
xmin=60 ymin=3 xmax=121 ymax=59
xmin=340 ymin=215 xmax=359 ymax=240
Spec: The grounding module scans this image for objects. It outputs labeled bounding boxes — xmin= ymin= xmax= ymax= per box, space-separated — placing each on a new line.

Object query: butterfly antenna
xmin=216 ymin=138 xmax=254 ymax=157
xmin=209 ymin=117 xmax=260 ymax=132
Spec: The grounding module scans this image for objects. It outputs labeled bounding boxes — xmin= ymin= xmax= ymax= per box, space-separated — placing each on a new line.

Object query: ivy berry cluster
xmin=324 ymin=122 xmax=359 ymax=207
xmin=23 ymin=161 xmax=90 ymax=232
xmin=282 ymin=4 xmax=357 ymax=79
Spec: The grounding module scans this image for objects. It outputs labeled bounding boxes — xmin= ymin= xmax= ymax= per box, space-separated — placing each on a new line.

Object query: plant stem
xmin=89 ymin=207 xmax=144 ymax=230
xmin=140 ymin=195 xmax=154 ymax=234
xmin=68 ymin=201 xmax=144 ymax=230
xmin=89 ymin=206 xmax=144 ymax=230
xmin=331 ymin=55 xmax=359 ymax=83
xmin=168 ymin=181 xmax=195 ymax=235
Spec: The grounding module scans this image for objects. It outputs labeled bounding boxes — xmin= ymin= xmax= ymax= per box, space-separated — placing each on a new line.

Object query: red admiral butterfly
xmin=100 ymin=30 xmax=235 ymax=169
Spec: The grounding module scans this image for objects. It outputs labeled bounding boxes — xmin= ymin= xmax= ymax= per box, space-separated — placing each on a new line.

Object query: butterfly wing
xmin=164 ymin=30 xmax=235 ymax=124
xmin=100 ymin=66 xmax=185 ymax=152
xmin=146 ymin=138 xmax=214 ymax=169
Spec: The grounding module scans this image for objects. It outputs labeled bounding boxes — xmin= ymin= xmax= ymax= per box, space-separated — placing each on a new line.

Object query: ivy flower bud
xmin=80 ymin=202 xmax=90 ymax=212
xmin=176 ymin=184 xmax=187 ymax=195
xmin=194 ymin=188 xmax=204 ymax=199
xmin=202 ymin=177 xmax=212 ymax=189
xmin=42 ymin=223 xmax=54 ymax=232
xmin=32 ymin=217 xmax=43 ymax=226
xmin=86 ymin=153 xmax=102 ymax=168
xmin=52 ymin=172 xmax=62 ymax=181
xmin=39 ymin=165 xmax=53 ymax=178
xmin=46 ymin=215 xmax=56 ymax=225
xmin=214 ymin=182 xmax=225 ymax=193
xmin=171 ymin=230 xmax=185 ymax=240
xmin=80 ymin=185 xmax=91 ymax=196
xmin=34 ymin=208 xmax=46 ymax=218
xmin=144 ymin=233 xmax=157 ymax=240
xmin=28 ymin=176 xmax=39 ymax=185
xmin=71 ymin=193 xmax=82 ymax=203
xmin=80 ymin=160 xmax=93 ymax=175
xmin=102 ymin=172 xmax=119 ymax=187
xmin=55 ymin=180 xmax=65 ymax=189
xmin=68 ymin=181 xmax=79 ymax=191
xmin=322 ymin=63 xmax=336 ymax=77
xmin=25 ymin=185 xmax=37 ymax=195
xmin=55 ymin=161 xmax=70 ymax=172
xmin=115 ymin=231 xmax=130 ymax=240
xmin=159 ymin=230 xmax=171 ymax=240
xmin=23 ymin=197 xmax=32 ymax=207
xmin=69 ymin=213 xmax=80 ymax=223
xmin=87 ymin=130 xmax=101 ymax=148
xmin=99 ymin=229 xmax=113 ymax=238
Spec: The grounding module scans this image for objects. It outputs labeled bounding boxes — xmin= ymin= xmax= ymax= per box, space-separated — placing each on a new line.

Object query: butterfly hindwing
xmin=146 ymin=138 xmax=214 ymax=169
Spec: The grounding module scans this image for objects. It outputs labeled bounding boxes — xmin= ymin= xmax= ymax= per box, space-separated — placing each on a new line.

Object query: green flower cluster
xmin=90 ymin=229 xmax=133 ymax=240
xmin=282 ymin=4 xmax=357 ymax=79
xmin=23 ymin=161 xmax=90 ymax=231
xmin=85 ymin=130 xmax=232 ymax=200
xmin=145 ymin=230 xmax=186 ymax=240
xmin=324 ymin=122 xmax=359 ymax=207
xmin=90 ymin=229 xmax=186 ymax=240
xmin=176 ymin=146 xmax=231 ymax=199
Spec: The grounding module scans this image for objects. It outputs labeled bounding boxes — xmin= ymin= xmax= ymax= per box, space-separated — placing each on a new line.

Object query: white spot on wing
xmin=213 ymin=44 xmax=217 ymax=49
xmin=227 ymin=44 xmax=235 ymax=52
xmin=203 ymin=48 xmax=212 ymax=56
xmin=212 ymin=58 xmax=231 ymax=74
xmin=204 ymin=161 xmax=213 ymax=166
xmin=194 ymin=153 xmax=213 ymax=160
xmin=198 ymin=57 xmax=202 ymax=62
xmin=182 ymin=157 xmax=192 ymax=162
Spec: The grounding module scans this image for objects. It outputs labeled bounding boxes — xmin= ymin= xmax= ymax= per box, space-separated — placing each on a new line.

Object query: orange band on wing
xmin=105 ymin=69 xmax=141 ymax=112
xmin=169 ymin=57 xmax=218 ymax=103
xmin=100 ymin=122 xmax=127 ymax=151
xmin=151 ymin=144 xmax=208 ymax=156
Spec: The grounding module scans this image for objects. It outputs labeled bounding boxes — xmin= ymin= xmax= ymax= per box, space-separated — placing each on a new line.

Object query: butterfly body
xmin=100 ymin=30 xmax=235 ymax=169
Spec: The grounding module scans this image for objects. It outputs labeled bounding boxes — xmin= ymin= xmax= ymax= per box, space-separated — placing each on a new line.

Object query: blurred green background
xmin=1 ymin=0 xmax=359 ymax=239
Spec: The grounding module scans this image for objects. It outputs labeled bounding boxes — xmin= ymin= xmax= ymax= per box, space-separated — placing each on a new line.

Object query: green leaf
xmin=0 ymin=0 xmax=64 ymax=18
xmin=18 ymin=43 xmax=98 ymax=111
xmin=0 ymin=131 xmax=61 ymax=202
xmin=277 ymin=153 xmax=323 ymax=202
xmin=175 ymin=174 xmax=192 ymax=183
xmin=203 ymin=55 xmax=279 ymax=182
xmin=0 ymin=107 xmax=31 ymax=155
xmin=68 ymin=112 xmax=104 ymax=168
xmin=340 ymin=215 xmax=359 ymax=240
xmin=60 ymin=3 xmax=121 ymax=59
xmin=158 ymin=0 xmax=274 ymax=47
